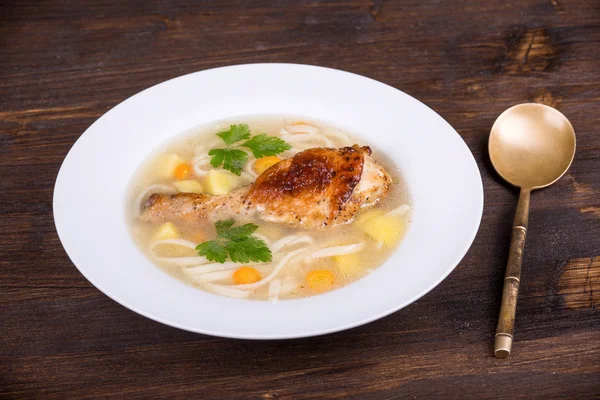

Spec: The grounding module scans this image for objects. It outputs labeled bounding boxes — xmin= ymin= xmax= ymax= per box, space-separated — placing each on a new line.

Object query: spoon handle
xmin=494 ymin=187 xmax=531 ymax=358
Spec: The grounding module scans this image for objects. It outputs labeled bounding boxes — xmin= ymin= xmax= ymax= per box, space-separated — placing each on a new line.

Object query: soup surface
xmin=127 ymin=115 xmax=411 ymax=301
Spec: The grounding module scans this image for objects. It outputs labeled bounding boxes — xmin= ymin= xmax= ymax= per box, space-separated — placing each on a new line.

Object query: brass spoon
xmin=489 ymin=103 xmax=576 ymax=358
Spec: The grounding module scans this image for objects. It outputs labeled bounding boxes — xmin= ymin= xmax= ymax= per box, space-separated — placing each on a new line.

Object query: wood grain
xmin=1 ymin=0 xmax=599 ymax=398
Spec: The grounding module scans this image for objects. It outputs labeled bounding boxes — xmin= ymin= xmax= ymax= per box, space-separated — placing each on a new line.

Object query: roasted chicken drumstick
xmin=141 ymin=145 xmax=391 ymax=229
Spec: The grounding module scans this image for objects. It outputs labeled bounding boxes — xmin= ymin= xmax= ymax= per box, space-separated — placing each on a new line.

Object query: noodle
xmin=270 ymin=234 xmax=314 ymax=253
xmin=280 ymin=124 xmax=334 ymax=149
xmin=183 ymin=260 xmax=265 ymax=276
xmin=148 ymin=239 xmax=208 ymax=266
xmin=283 ymin=134 xmax=333 ymax=147
xmin=311 ymin=243 xmax=365 ymax=258
xmin=192 ymin=154 xmax=211 ymax=177
xmin=281 ymin=124 xmax=320 ymax=135
xmin=267 ymin=279 xmax=281 ymax=303
xmin=203 ymin=283 xmax=251 ymax=299
xmin=191 ymin=270 xmax=234 ymax=283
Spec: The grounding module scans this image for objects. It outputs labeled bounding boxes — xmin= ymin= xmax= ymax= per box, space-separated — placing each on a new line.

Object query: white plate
xmin=54 ymin=64 xmax=483 ymax=339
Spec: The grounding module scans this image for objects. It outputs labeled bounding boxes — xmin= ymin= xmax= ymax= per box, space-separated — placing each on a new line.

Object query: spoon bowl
xmin=489 ymin=103 xmax=576 ymax=189
xmin=489 ymin=103 xmax=575 ymax=358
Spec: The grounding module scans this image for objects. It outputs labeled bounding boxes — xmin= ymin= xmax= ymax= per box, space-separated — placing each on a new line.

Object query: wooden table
xmin=2 ymin=1 xmax=599 ymax=398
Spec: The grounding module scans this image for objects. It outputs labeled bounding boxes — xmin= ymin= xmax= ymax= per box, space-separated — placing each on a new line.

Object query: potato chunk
xmin=356 ymin=209 xmax=406 ymax=246
xmin=154 ymin=153 xmax=185 ymax=179
xmin=153 ymin=222 xmax=180 ymax=240
xmin=332 ymin=253 xmax=362 ymax=275
xmin=174 ymin=180 xmax=203 ymax=194
xmin=204 ymin=170 xmax=240 ymax=195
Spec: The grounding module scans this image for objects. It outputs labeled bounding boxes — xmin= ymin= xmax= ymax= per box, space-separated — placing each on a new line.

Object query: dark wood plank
xmin=1 ymin=0 xmax=599 ymax=398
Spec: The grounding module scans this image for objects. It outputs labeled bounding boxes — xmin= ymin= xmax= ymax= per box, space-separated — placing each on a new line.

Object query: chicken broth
xmin=127 ymin=115 xmax=411 ymax=301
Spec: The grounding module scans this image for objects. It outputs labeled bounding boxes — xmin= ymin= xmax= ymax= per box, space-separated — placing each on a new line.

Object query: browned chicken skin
xmin=141 ymin=145 xmax=392 ymax=229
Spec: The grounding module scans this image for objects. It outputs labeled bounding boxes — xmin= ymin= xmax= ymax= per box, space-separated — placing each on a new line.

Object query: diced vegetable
xmin=153 ymin=222 xmax=180 ymax=241
xmin=332 ymin=253 xmax=362 ymax=275
xmin=154 ymin=153 xmax=185 ymax=178
xmin=174 ymin=180 xmax=203 ymax=194
xmin=355 ymin=209 xmax=385 ymax=226
xmin=306 ymin=269 xmax=335 ymax=291
xmin=204 ymin=170 xmax=240 ymax=195
xmin=233 ymin=266 xmax=262 ymax=284
xmin=253 ymin=156 xmax=280 ymax=175
xmin=357 ymin=211 xmax=406 ymax=246
xmin=174 ymin=163 xmax=192 ymax=180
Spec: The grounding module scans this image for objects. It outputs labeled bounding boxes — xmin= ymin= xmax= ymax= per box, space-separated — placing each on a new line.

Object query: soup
xmin=127 ymin=115 xmax=411 ymax=301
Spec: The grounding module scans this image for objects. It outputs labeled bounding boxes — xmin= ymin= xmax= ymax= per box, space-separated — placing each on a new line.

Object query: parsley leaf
xmin=196 ymin=220 xmax=272 ymax=264
xmin=242 ymin=134 xmax=292 ymax=158
xmin=208 ymin=149 xmax=226 ymax=168
xmin=226 ymin=236 xmax=271 ymax=263
xmin=196 ymin=240 xmax=228 ymax=264
xmin=216 ymin=124 xmax=251 ymax=145
xmin=221 ymin=223 xmax=258 ymax=241
xmin=215 ymin=219 xmax=235 ymax=235
xmin=208 ymin=148 xmax=248 ymax=176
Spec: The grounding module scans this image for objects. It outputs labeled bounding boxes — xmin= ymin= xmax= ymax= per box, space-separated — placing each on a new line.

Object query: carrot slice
xmin=174 ymin=163 xmax=192 ymax=180
xmin=306 ymin=270 xmax=335 ymax=292
xmin=253 ymin=156 xmax=280 ymax=175
xmin=233 ymin=266 xmax=262 ymax=284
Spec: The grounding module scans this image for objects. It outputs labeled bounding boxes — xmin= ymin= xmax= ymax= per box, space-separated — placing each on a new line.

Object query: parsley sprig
xmin=242 ymin=134 xmax=292 ymax=158
xmin=208 ymin=149 xmax=248 ymax=173
xmin=209 ymin=124 xmax=291 ymax=175
xmin=195 ymin=219 xmax=272 ymax=264
xmin=216 ymin=124 xmax=251 ymax=145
